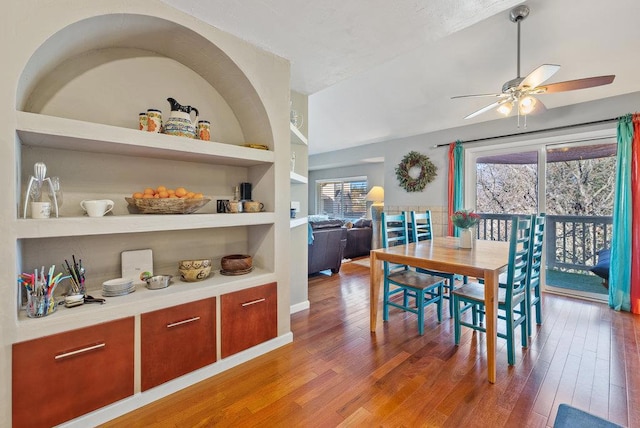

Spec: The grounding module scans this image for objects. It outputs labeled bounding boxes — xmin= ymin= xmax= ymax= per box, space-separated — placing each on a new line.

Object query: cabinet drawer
xmin=141 ymin=297 xmax=216 ymax=391
xmin=221 ymin=282 xmax=277 ymax=358
xmin=12 ymin=317 xmax=134 ymax=428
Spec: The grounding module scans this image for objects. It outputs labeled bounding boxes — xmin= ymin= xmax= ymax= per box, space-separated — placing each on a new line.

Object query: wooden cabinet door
xmin=221 ymin=282 xmax=277 ymax=358
xmin=141 ymin=297 xmax=216 ymax=391
xmin=12 ymin=317 xmax=134 ymax=428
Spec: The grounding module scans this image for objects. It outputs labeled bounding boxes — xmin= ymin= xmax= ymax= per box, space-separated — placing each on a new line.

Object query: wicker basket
xmin=125 ymin=197 xmax=211 ymax=214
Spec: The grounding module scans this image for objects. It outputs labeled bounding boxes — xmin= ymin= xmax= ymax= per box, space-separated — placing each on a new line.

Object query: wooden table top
xmin=370 ymin=236 xmax=510 ymax=277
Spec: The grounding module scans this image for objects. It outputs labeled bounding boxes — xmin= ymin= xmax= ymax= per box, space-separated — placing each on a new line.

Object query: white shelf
xmin=15 ymin=267 xmax=277 ymax=341
xmin=16 ymin=111 xmax=275 ymax=167
xmin=290 ymin=123 xmax=308 ymax=146
xmin=15 ymin=212 xmax=276 ymax=239
xmin=289 ymin=216 xmax=308 ymax=229
xmin=290 ymin=171 xmax=308 ymax=184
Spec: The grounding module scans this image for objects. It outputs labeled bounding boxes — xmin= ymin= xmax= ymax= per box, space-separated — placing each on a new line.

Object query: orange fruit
xmin=158 ymin=191 xmax=169 ymax=198
xmin=153 ymin=193 xmax=160 ymax=198
xmin=185 ymin=192 xmax=195 ymax=199
xmin=156 ymin=185 xmax=167 ymax=193
xmin=167 ymin=189 xmax=175 ymax=195
xmin=133 ymin=192 xmax=144 ymax=199
xmin=175 ymin=187 xmax=187 ymax=197
xmin=169 ymin=194 xmax=178 ymax=198
xmin=193 ymin=193 xmax=204 ymax=199
xmin=143 ymin=187 xmax=155 ymax=195
xmin=142 ymin=193 xmax=154 ymax=199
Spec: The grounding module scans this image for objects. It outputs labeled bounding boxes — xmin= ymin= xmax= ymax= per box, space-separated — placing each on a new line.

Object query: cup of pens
xmin=19 ymin=264 xmax=71 ymax=318
xmin=26 ymin=293 xmax=57 ymax=318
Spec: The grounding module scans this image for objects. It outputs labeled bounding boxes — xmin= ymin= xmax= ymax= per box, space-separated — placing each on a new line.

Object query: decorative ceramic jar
xmin=197 ymin=120 xmax=211 ymax=141
xmin=164 ymin=97 xmax=199 ymax=138
xmin=139 ymin=112 xmax=148 ymax=131
xmin=146 ymin=109 xmax=162 ymax=133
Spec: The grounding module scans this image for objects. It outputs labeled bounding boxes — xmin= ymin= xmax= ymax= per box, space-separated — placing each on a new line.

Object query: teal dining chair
xmin=526 ymin=213 xmax=545 ymax=336
xmin=381 ymin=212 xmax=446 ymax=335
xmin=479 ymin=213 xmax=546 ymax=336
xmin=409 ymin=210 xmax=464 ymax=317
xmin=452 ymin=215 xmax=532 ymax=365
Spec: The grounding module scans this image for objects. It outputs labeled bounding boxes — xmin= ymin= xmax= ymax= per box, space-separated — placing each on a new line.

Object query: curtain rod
xmin=433 ymin=117 xmax=619 ymax=148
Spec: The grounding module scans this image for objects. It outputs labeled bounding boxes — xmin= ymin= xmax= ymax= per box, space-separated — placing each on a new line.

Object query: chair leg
xmin=383 ymin=280 xmax=390 ymax=321
xmin=520 ymin=301 xmax=528 ymax=348
xmin=534 ymin=287 xmax=542 ymax=325
xmin=506 ymin=308 xmax=515 ymax=366
xmin=453 ymin=294 xmax=461 ymax=345
xmin=417 ymin=290 xmax=425 ymax=336
xmin=436 ymin=284 xmax=443 ymax=323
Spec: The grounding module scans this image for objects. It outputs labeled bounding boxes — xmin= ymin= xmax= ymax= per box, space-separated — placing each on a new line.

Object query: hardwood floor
xmin=102 ymin=262 xmax=639 ymax=427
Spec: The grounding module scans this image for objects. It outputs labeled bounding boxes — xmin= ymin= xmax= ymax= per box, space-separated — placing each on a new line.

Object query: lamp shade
xmin=365 ymin=186 xmax=384 ymax=204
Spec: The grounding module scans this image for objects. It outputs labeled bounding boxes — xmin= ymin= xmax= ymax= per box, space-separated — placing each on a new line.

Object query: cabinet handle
xmin=242 ymin=298 xmax=266 ymax=307
xmin=167 ymin=316 xmax=201 ymax=328
xmin=54 ymin=343 xmax=106 ymax=360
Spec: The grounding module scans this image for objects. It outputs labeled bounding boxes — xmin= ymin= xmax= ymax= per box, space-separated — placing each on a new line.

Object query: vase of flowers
xmin=451 ymin=209 xmax=480 ymax=249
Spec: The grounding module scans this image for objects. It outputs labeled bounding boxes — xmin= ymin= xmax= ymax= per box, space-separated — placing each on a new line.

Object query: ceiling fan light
xmin=519 ymin=96 xmax=536 ymax=115
xmin=497 ymin=102 xmax=513 ymax=116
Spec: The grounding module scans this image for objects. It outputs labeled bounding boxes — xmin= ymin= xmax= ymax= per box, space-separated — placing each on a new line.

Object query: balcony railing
xmin=477 ymin=213 xmax=612 ymax=273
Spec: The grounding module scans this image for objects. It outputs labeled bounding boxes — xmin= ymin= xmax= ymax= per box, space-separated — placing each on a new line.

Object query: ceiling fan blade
xmin=519 ymin=64 xmax=561 ymax=89
xmin=464 ymin=98 xmax=512 ymax=120
xmin=452 ymin=93 xmax=504 ymax=99
xmin=538 ymin=75 xmax=615 ymax=93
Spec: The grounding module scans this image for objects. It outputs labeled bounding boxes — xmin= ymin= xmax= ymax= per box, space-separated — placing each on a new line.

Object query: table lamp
xmin=365 ymin=186 xmax=384 ymax=249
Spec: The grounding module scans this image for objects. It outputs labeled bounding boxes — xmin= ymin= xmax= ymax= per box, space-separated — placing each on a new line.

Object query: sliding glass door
xmin=468 ymin=131 xmax=616 ymax=301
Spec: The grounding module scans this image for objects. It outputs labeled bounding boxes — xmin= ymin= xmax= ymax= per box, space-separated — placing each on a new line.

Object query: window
xmin=316 ymin=177 xmax=367 ymax=220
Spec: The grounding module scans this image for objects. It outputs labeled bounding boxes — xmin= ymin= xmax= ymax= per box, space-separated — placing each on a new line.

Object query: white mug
xmin=31 ymin=201 xmax=51 ymax=219
xmin=81 ymin=199 xmax=114 ymax=217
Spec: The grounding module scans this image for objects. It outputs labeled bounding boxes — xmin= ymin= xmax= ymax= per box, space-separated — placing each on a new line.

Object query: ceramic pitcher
xmin=164 ymin=97 xmax=199 ymax=138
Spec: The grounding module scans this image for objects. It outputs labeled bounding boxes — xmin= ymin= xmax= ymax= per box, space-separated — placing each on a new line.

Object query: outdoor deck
xmin=478 ymin=213 xmax=611 ymax=297
xmin=546 ymin=269 xmax=607 ymax=296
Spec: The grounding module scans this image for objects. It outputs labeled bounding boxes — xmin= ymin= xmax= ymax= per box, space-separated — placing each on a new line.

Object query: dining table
xmin=369 ymin=236 xmax=511 ymax=384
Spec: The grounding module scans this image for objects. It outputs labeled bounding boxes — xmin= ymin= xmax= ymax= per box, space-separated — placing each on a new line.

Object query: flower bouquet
xmin=451 ymin=209 xmax=480 ymax=229
xmin=451 ymin=210 xmax=480 ymax=249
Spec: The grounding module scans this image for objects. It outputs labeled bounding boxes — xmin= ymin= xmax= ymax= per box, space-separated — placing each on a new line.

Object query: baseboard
xmin=290 ymin=300 xmax=310 ymax=314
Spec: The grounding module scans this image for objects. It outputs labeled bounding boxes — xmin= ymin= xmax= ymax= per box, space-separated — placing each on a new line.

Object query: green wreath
xmin=395 ymin=151 xmax=437 ymax=192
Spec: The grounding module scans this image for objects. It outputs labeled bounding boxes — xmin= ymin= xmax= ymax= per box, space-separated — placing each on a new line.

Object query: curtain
xmin=609 ymin=113 xmax=639 ymax=313
xmin=447 ymin=140 xmax=464 ymax=236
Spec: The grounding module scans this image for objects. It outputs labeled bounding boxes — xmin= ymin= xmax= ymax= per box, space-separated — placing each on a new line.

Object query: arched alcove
xmin=16 ymin=13 xmax=273 ymax=146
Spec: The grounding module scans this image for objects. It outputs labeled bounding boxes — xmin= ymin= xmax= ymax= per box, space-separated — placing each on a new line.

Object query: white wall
xmin=310 ymin=91 xmax=640 ymax=218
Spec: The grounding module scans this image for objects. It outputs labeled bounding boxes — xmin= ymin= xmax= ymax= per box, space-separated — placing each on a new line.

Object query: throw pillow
xmin=590 ymin=248 xmax=610 ymax=280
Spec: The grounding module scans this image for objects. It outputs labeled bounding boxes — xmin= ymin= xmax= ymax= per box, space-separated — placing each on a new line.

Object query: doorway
xmin=468 ymin=131 xmax=616 ymax=301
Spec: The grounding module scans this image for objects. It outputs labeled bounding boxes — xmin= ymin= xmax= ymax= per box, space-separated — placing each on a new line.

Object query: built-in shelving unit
xmin=289 ymin=111 xmax=309 ymax=313
xmin=3 ymin=7 xmax=292 ymax=427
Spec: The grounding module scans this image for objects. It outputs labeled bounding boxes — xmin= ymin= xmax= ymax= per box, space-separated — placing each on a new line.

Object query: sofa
xmin=343 ymin=218 xmax=373 ymax=259
xmin=308 ymin=219 xmax=347 ymax=275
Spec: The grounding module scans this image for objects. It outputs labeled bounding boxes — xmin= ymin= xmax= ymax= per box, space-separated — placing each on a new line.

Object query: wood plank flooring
xmin=102 ymin=261 xmax=639 ymax=427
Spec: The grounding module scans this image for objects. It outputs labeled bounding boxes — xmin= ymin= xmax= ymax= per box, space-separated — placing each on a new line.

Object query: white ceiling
xmin=162 ymin=0 xmax=640 ymax=155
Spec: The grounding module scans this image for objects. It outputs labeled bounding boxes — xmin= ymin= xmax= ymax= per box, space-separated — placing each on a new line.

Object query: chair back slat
xmin=409 ymin=211 xmax=433 ymax=243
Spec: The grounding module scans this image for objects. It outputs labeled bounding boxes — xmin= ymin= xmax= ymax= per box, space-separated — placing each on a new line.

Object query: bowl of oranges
xmin=126 ymin=186 xmax=210 ymax=214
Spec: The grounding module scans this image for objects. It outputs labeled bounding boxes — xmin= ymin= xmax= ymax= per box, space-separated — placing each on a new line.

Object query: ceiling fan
xmin=452 ymin=5 xmax=615 ymax=125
